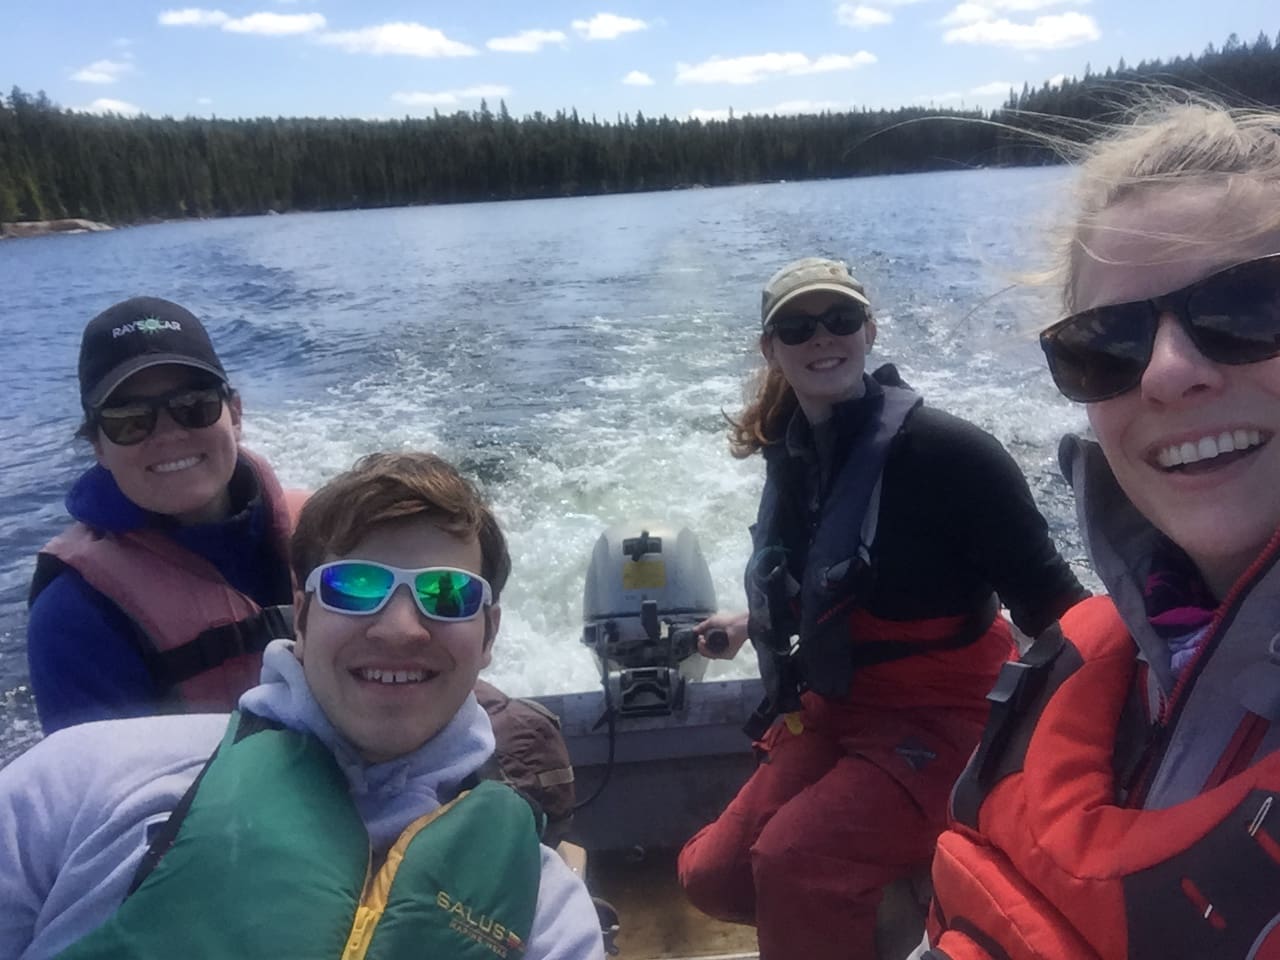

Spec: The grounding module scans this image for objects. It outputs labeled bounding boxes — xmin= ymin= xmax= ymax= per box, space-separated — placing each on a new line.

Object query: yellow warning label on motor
xmin=622 ymin=560 xmax=666 ymax=590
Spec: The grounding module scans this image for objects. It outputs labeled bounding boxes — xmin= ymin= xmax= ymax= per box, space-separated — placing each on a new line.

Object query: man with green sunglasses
xmin=0 ymin=451 xmax=605 ymax=960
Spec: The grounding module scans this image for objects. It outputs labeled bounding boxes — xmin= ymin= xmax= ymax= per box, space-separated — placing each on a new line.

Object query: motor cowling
xmin=582 ymin=524 xmax=716 ymax=717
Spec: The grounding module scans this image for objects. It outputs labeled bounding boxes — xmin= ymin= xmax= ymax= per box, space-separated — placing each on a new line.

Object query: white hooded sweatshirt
xmin=0 ymin=640 xmax=604 ymax=960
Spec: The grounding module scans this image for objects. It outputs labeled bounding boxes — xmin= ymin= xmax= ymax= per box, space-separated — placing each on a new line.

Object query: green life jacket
xmin=58 ymin=711 xmax=542 ymax=960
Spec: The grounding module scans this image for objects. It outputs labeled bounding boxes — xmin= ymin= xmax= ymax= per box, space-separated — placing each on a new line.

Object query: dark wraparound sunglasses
xmin=767 ymin=303 xmax=869 ymax=346
xmin=1040 ymin=252 xmax=1280 ymax=403
xmin=94 ymin=384 xmax=228 ymax=446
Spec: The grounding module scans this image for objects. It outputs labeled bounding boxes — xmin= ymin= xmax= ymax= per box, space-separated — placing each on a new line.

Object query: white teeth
xmin=358 ymin=668 xmax=427 ymax=684
xmin=1157 ymin=430 xmax=1265 ymax=468
xmin=152 ymin=456 xmax=200 ymax=474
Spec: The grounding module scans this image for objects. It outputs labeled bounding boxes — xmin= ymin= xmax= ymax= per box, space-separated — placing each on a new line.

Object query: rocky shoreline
xmin=1 ymin=218 xmax=113 ymax=239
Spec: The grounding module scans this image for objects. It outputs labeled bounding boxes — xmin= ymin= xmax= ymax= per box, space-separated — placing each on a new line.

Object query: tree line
xmin=991 ymin=28 xmax=1280 ymax=164
xmin=2 ymin=28 xmax=1278 ymax=226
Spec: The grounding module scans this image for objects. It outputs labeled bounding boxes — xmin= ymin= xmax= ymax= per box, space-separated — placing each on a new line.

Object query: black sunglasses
xmin=767 ymin=303 xmax=868 ymax=346
xmin=1040 ymin=253 xmax=1280 ymax=403
xmin=95 ymin=384 xmax=228 ymax=446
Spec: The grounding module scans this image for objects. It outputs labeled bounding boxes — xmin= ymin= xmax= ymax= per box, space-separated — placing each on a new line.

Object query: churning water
xmin=0 ymin=166 xmax=1092 ymax=763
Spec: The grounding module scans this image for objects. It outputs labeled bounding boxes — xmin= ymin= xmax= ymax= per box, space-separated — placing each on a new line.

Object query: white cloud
xmin=942 ymin=0 xmax=1089 ymax=25
xmin=969 ymin=79 xmax=1016 ymax=95
xmin=916 ymin=79 xmax=1019 ymax=102
xmin=197 ymin=96 xmax=214 ymax=105
xmin=82 ymin=98 xmax=142 ymax=116
xmin=623 ymin=70 xmax=655 ymax=86
xmin=1020 ymin=0 xmax=1089 ymax=7
xmin=690 ymin=99 xmax=851 ymax=121
xmin=676 ymin=51 xmax=876 ymax=86
xmin=941 ymin=2 xmax=992 ymax=24
xmin=939 ymin=1 xmax=1096 ymax=50
xmin=802 ymin=53 xmax=877 ymax=73
xmin=487 ymin=29 xmax=567 ymax=52
xmin=944 ymin=11 xmax=1098 ymax=49
xmin=317 ymin=23 xmax=477 ymax=57
xmin=571 ymin=13 xmax=648 ymax=40
xmin=392 ymin=85 xmax=511 ymax=107
xmin=158 ymin=8 xmax=230 ymax=26
xmin=224 ymin=12 xmax=325 ymax=34
xmin=987 ymin=0 xmax=1088 ymax=9
xmin=761 ymin=99 xmax=848 ymax=115
xmin=71 ymin=59 xmax=136 ymax=84
xmin=837 ymin=4 xmax=893 ymax=28
xmin=1046 ymin=72 xmax=1067 ymax=86
xmin=158 ymin=7 xmax=323 ymax=34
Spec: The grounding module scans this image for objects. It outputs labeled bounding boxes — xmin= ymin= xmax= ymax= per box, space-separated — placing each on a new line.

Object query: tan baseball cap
xmin=761 ymin=257 xmax=871 ymax=329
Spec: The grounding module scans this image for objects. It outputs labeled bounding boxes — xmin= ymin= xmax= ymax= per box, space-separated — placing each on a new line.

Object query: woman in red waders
xmin=676 ymin=256 xmax=1087 ymax=960
xmin=926 ymin=100 xmax=1280 ymax=960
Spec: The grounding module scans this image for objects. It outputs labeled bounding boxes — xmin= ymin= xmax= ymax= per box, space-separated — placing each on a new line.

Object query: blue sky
xmin=6 ymin=1 xmax=1277 ymax=122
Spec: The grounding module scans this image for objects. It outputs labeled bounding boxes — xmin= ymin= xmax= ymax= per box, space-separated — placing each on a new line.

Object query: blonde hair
xmin=1050 ymin=96 xmax=1280 ymax=315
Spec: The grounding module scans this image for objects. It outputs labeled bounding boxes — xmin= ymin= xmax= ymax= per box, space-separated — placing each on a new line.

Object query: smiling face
xmin=293 ymin=515 xmax=497 ymax=764
xmin=761 ymin=290 xmax=877 ymax=424
xmin=92 ymin=364 xmax=241 ymax=525
xmin=1076 ymin=182 xmax=1280 ymax=596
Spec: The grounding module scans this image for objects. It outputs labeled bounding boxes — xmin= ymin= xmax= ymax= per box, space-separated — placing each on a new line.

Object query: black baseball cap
xmin=79 ymin=297 xmax=229 ymax=410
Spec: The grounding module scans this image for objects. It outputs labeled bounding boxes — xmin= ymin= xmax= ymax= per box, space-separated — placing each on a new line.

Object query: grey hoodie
xmin=0 ymin=640 xmax=604 ymax=960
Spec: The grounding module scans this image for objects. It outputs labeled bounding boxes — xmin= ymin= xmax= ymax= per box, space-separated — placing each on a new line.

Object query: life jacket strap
xmin=145 ymin=605 xmax=294 ymax=687
xmin=951 ymin=622 xmax=1080 ymax=829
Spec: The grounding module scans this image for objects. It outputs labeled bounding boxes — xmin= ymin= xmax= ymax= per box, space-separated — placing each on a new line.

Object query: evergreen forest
xmin=2 ymin=28 xmax=1279 ymax=226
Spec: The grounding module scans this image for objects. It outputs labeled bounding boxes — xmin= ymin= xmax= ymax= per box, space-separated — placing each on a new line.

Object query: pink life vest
xmin=34 ymin=448 xmax=307 ymax=711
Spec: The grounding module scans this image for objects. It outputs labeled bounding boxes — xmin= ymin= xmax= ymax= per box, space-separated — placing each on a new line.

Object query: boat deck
xmin=540 ymin=679 xmax=930 ymax=959
xmin=589 ymin=847 xmax=758 ymax=960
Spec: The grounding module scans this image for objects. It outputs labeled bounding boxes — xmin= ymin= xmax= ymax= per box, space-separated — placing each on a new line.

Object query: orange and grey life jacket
xmin=927 ymin=595 xmax=1280 ymax=960
xmin=30 ymin=449 xmax=306 ymax=711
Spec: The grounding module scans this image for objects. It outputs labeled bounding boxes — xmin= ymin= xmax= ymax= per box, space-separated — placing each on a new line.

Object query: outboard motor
xmin=581 ymin=524 xmax=716 ymax=718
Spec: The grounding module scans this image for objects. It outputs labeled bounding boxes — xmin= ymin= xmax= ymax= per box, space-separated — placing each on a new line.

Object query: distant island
xmin=2 ymin=29 xmax=1277 ymax=230
xmin=1 ymin=218 xmax=111 ymax=239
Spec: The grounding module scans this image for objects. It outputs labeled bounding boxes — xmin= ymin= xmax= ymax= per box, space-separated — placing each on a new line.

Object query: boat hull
xmin=534 ymin=678 xmax=764 ymax=853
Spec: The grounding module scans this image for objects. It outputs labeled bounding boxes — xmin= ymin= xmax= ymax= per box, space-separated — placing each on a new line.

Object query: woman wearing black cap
xmin=676 ymin=258 xmax=1087 ymax=959
xmin=26 ymin=296 xmax=301 ymax=733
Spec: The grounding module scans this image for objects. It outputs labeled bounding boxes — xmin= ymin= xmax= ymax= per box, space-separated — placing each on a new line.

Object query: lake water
xmin=0 ymin=166 xmax=1092 ymax=763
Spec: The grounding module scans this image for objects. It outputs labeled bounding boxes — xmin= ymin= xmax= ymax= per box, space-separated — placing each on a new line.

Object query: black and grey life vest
xmin=746 ymin=370 xmax=921 ymax=714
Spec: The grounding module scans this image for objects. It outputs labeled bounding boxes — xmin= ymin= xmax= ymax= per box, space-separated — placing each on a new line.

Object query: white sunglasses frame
xmin=304 ymin=561 xmax=493 ymax=621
